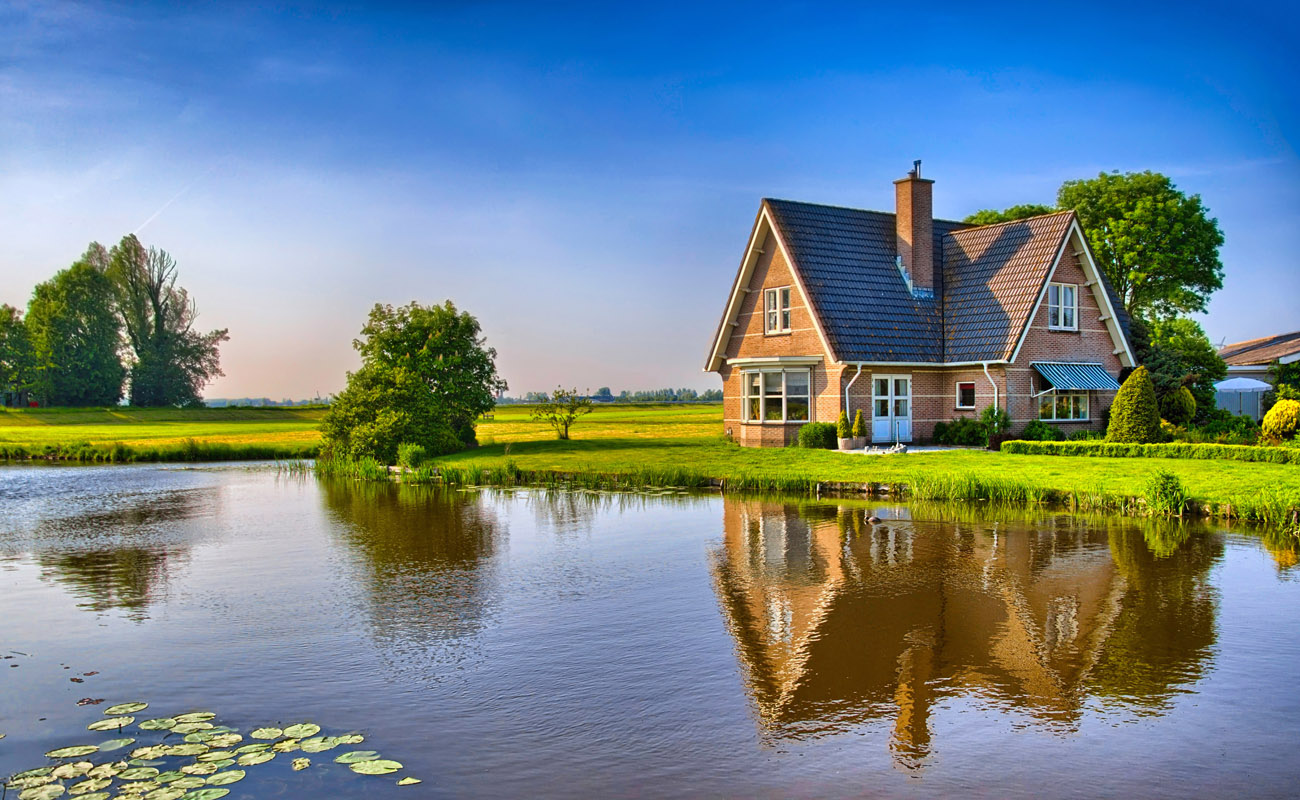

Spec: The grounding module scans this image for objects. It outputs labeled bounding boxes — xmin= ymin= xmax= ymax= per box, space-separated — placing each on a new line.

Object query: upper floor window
xmin=1047 ymin=283 xmax=1077 ymax=330
xmin=955 ymin=381 xmax=976 ymax=409
xmin=765 ymin=287 xmax=791 ymax=334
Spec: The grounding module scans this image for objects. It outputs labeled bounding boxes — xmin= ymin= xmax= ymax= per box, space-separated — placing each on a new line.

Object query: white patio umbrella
xmin=1214 ymin=377 xmax=1273 ymax=392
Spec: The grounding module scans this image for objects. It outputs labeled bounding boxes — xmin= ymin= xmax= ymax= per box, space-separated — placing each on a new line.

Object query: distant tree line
xmin=0 ymin=235 xmax=228 ymax=408
xmin=498 ymin=387 xmax=722 ymax=404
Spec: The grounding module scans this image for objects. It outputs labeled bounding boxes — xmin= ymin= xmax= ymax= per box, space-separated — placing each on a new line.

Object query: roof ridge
xmin=1220 ymin=330 xmax=1300 ymax=353
xmin=762 ymin=197 xmax=969 ymax=226
xmin=949 ymin=208 xmax=1075 ymax=236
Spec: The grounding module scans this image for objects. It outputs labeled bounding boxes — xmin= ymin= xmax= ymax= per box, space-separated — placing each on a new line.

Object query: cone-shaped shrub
xmin=1159 ymin=385 xmax=1196 ymax=426
xmin=1262 ymin=399 xmax=1300 ymax=441
xmin=836 ymin=410 xmax=852 ymax=439
xmin=1107 ymin=365 xmax=1161 ymax=443
xmin=852 ymin=409 xmax=866 ymax=438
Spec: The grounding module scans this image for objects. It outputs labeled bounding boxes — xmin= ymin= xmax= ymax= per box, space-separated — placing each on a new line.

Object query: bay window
xmin=742 ymin=369 xmax=810 ymax=422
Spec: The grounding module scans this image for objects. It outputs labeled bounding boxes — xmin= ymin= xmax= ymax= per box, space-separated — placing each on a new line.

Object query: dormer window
xmin=765 ymin=287 xmax=791 ymax=334
xmin=1047 ymin=282 xmax=1077 ymax=330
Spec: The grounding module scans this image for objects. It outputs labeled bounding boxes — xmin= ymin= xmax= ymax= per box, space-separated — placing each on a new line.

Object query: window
xmin=742 ymin=369 xmax=810 ymax=422
xmin=955 ymin=381 xmax=976 ymax=409
xmin=764 ymin=287 xmax=791 ymax=334
xmin=1047 ymin=283 xmax=1077 ymax=330
xmin=1039 ymin=391 xmax=1089 ymax=421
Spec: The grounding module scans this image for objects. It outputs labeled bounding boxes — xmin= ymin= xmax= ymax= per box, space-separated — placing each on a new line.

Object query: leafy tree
xmin=350 ymin=301 xmax=506 ymax=446
xmin=1058 ymin=171 xmax=1224 ymax=319
xmin=532 ymin=387 xmax=594 ymax=440
xmin=0 ymin=304 xmax=35 ymax=402
xmin=107 ymin=235 xmax=229 ymax=407
xmin=962 ymin=203 xmax=1055 ymax=225
xmin=1107 ymin=366 xmax=1161 ymax=443
xmin=320 ymin=363 xmax=462 ymax=463
xmin=1145 ymin=317 xmax=1225 ymax=421
xmin=593 ymin=387 xmax=613 ymax=400
xmin=26 ymin=246 xmax=125 ymax=406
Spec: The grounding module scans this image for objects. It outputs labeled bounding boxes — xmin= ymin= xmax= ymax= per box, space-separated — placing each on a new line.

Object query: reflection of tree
xmin=320 ymin=480 xmax=504 ymax=676
xmin=1259 ymin=529 xmax=1299 ymax=574
xmin=712 ymin=499 xmax=1223 ymax=771
xmin=30 ymin=490 xmax=205 ymax=620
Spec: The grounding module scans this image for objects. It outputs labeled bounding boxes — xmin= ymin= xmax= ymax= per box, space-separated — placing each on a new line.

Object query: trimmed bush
xmin=836 ymin=410 xmax=852 ymax=439
xmin=852 ymin=409 xmax=866 ymax=439
xmin=1001 ymin=439 xmax=1300 ymax=464
xmin=1160 ymin=385 xmax=1196 ymax=426
xmin=1263 ymin=399 xmax=1300 ymax=441
xmin=934 ymin=417 xmax=986 ymax=446
xmin=1021 ymin=419 xmax=1065 ymax=441
xmin=797 ymin=422 xmax=838 ymax=450
xmin=1107 ymin=365 xmax=1161 ymax=443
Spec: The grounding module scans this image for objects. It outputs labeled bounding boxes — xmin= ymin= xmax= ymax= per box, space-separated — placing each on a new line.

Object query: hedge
xmin=1002 ymin=439 xmax=1300 ymax=464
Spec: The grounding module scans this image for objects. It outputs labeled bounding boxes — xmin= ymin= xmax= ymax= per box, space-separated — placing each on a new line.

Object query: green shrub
xmin=836 ymin=410 xmax=851 ymax=439
xmin=934 ymin=417 xmax=986 ymax=446
xmin=1159 ymin=420 xmax=1181 ymax=442
xmin=1159 ymin=385 xmax=1196 ymax=426
xmin=1068 ymin=429 xmax=1102 ymax=441
xmin=1193 ymin=408 xmax=1261 ymax=444
xmin=1144 ymin=469 xmax=1187 ymax=517
xmin=851 ymin=409 xmax=866 ymax=438
xmin=980 ymin=405 xmax=1012 ymax=447
xmin=1107 ymin=365 xmax=1161 ymax=443
xmin=397 ymin=442 xmax=429 ymax=469
xmin=1000 ymin=439 xmax=1300 ymax=464
xmin=1263 ymin=399 xmax=1300 ymax=441
xmin=797 ymin=422 xmax=838 ymax=450
xmin=1021 ymin=419 xmax=1065 ymax=441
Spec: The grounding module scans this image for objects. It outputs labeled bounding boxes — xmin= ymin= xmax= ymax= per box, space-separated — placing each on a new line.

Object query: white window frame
xmin=764 ymin=286 xmax=792 ymax=334
xmin=1039 ymin=390 xmax=1090 ymax=421
xmin=1047 ymin=282 xmax=1078 ymax=331
xmin=955 ymin=381 xmax=976 ymax=410
xmin=741 ymin=368 xmax=811 ymax=423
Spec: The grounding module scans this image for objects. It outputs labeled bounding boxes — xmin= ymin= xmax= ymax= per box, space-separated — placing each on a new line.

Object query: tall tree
xmin=0 ymin=304 xmax=35 ymax=403
xmin=26 ymin=245 xmax=126 ymax=406
xmin=962 ymin=203 xmax=1055 ymax=226
xmin=1145 ymin=316 xmax=1226 ymax=420
xmin=1057 ymin=171 xmax=1224 ymax=319
xmin=107 ymin=235 xmax=229 ymax=407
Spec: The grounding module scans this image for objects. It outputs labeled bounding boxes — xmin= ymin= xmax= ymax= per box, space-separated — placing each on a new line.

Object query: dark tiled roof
xmin=764 ymin=199 xmax=970 ymax=363
xmin=1219 ymin=330 xmax=1300 ymax=365
xmin=943 ymin=211 xmax=1075 ymax=361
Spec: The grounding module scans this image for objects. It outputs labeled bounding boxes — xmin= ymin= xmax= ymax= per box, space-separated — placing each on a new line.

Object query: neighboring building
xmin=704 ymin=163 xmax=1136 ymax=446
xmin=1215 ymin=330 xmax=1300 ymax=419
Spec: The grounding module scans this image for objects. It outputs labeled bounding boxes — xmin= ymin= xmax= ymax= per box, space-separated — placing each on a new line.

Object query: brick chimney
xmin=894 ymin=160 xmax=935 ymax=296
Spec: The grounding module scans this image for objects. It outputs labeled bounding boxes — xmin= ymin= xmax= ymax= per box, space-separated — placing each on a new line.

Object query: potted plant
xmin=837 ymin=410 xmax=854 ymax=450
xmin=851 ymin=409 xmax=867 ymax=449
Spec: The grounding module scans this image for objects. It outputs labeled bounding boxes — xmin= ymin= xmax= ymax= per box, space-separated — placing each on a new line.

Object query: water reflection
xmin=320 ymin=480 xmax=505 ymax=676
xmin=712 ymin=499 xmax=1222 ymax=770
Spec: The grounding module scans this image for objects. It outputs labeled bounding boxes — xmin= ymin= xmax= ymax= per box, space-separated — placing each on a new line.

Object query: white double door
xmin=871 ymin=374 xmax=912 ymax=443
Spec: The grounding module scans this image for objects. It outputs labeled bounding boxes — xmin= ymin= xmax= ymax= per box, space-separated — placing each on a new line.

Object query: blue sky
xmin=2 ymin=1 xmax=1297 ymax=398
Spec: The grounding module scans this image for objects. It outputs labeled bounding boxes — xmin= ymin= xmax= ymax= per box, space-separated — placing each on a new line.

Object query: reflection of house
xmin=711 ymin=499 xmax=1218 ymax=770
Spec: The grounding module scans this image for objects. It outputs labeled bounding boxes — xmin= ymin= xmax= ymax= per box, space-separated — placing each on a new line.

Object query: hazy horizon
xmin=3 ymin=2 xmax=1297 ymax=399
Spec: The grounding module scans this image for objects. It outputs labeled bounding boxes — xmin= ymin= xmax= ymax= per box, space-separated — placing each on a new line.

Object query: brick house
xmin=704 ymin=164 xmax=1136 ymax=446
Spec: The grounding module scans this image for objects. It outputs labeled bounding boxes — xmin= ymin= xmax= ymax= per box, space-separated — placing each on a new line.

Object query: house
xmin=1215 ymin=330 xmax=1300 ymax=419
xmin=704 ymin=163 xmax=1136 ymax=446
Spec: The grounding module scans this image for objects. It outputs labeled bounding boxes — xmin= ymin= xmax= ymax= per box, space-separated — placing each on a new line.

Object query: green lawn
xmin=0 ymin=406 xmax=327 ymax=449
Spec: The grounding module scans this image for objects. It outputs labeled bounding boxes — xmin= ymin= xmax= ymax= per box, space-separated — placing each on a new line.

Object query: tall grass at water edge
xmin=0 ymin=438 xmax=319 ymax=463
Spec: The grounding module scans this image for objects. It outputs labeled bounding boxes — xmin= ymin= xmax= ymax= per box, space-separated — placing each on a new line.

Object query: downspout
xmin=981 ymin=361 xmax=999 ymax=413
xmin=844 ymin=364 xmax=863 ymax=420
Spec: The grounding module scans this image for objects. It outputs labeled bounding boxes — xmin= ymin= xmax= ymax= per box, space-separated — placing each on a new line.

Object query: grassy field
xmin=3 ymin=403 xmax=1298 ymax=522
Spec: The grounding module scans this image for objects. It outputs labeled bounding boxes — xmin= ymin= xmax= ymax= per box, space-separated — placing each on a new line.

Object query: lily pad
xmin=291 ymin=757 xmax=310 ymax=771
xmin=210 ymin=759 xmax=235 ymax=768
xmin=118 ymin=767 xmax=160 ymax=780
xmin=171 ymin=722 xmax=213 ymax=735
xmin=9 ymin=776 xmax=56 ymax=791
xmin=205 ymin=770 xmax=245 ymax=786
xmin=173 ymin=712 xmax=216 ymax=724
xmin=51 ymin=761 xmax=92 ymax=780
xmin=335 ymin=733 xmax=365 ymax=745
xmin=164 ymin=743 xmax=208 ymax=757
xmin=171 ymin=777 xmax=206 ymax=789
xmin=128 ymin=758 xmax=166 ymax=767
xmin=179 ymin=763 xmax=218 ymax=776
xmin=233 ymin=742 xmax=270 ymax=754
xmin=45 ymin=745 xmax=100 ymax=758
xmin=154 ymin=770 xmax=185 ymax=783
xmin=236 ymin=751 xmax=274 ymax=766
xmin=87 ymin=716 xmax=134 ymax=731
xmin=144 ymin=788 xmax=186 ymax=800
xmin=86 ymin=763 xmax=124 ymax=780
xmin=249 ymin=727 xmax=282 ymax=740
xmin=130 ymin=745 xmax=169 ymax=760
xmin=196 ymin=750 xmax=236 ymax=762
xmin=184 ymin=790 xmax=229 ymax=800
xmin=349 ymin=759 xmax=403 ymax=775
xmin=334 ymin=750 xmax=380 ymax=764
xmin=18 ymin=785 xmax=66 ymax=800
xmin=204 ymin=733 xmax=242 ymax=749
xmin=98 ymin=737 xmax=135 ymax=751
xmin=183 ymin=731 xmax=214 ymax=743
xmin=137 ymin=718 xmax=176 ymax=731
xmin=12 ymin=768 xmax=55 ymax=780
xmin=67 ymin=778 xmax=111 ymax=795
xmin=397 ymin=777 xmax=423 ymax=786
xmin=73 ymin=795 xmax=109 ymax=800
xmin=282 ymin=723 xmax=320 ymax=738
xmin=104 ymin=702 xmax=149 ymax=715
xmin=299 ymin=736 xmax=338 ymax=753
xmin=117 ymin=782 xmax=161 ymax=795
xmin=271 ymin=739 xmax=301 ymax=753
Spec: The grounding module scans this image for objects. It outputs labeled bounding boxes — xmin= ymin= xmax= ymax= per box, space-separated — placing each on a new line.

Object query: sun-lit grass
xmin=0 ymin=406 xmax=327 ymax=447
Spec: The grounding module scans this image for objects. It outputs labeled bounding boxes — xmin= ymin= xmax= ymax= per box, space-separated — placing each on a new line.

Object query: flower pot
xmin=838 ymin=437 xmax=855 ymax=451
xmin=853 ymin=436 xmax=867 ymax=449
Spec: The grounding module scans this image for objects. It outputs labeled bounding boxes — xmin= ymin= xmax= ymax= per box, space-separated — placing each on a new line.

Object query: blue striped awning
xmin=1031 ymin=362 xmax=1121 ymax=391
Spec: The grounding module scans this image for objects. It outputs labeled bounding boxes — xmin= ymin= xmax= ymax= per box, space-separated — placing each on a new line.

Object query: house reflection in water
xmin=711 ymin=499 xmax=1220 ymax=771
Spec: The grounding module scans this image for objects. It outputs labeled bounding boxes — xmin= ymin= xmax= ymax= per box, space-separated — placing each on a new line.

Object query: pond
xmin=1 ymin=463 xmax=1298 ymax=798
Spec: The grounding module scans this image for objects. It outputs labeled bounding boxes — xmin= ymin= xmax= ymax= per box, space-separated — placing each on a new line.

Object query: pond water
xmin=2 ymin=463 xmax=1298 ymax=798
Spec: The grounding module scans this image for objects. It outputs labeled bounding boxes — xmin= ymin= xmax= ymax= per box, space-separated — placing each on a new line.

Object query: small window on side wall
xmin=956 ymin=381 xmax=976 ymax=409
xmin=1047 ymin=282 xmax=1077 ymax=330
xmin=764 ymin=287 xmax=791 ymax=334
